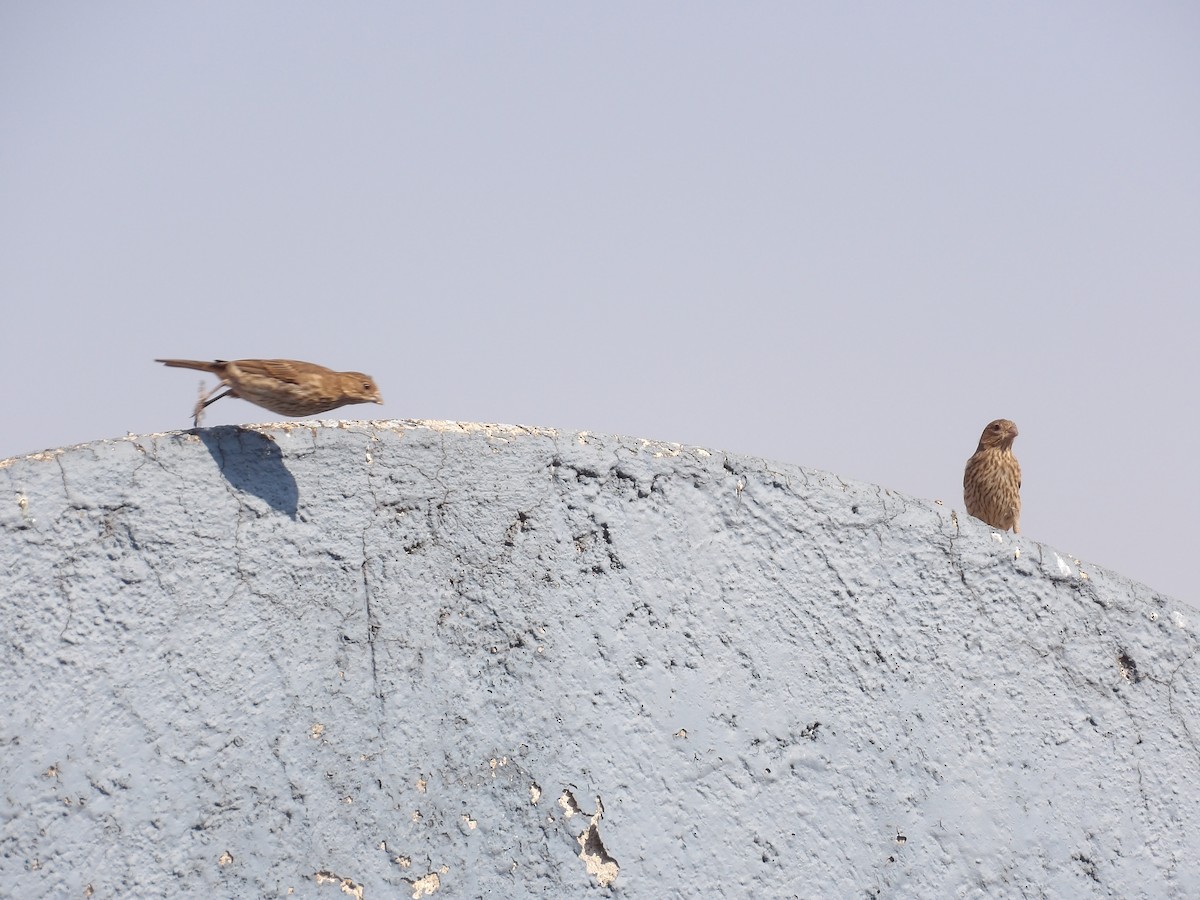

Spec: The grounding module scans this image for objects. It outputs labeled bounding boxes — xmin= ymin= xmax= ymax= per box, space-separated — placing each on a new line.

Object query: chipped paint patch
xmin=558 ymin=790 xmax=582 ymax=818
xmin=314 ymin=871 xmax=363 ymax=900
xmin=407 ymin=871 xmax=441 ymax=898
xmin=559 ymin=790 xmax=619 ymax=887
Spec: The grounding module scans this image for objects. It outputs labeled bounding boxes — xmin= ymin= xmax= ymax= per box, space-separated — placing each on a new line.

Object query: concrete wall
xmin=1 ymin=420 xmax=1196 ymax=897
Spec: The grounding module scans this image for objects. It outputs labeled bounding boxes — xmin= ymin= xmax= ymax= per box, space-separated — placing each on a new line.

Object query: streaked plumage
xmin=963 ymin=418 xmax=1021 ymax=533
xmin=156 ymin=358 xmax=383 ymax=425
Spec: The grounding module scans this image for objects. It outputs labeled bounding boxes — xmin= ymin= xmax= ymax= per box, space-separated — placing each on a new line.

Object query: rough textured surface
xmin=1 ymin=420 xmax=1197 ymax=898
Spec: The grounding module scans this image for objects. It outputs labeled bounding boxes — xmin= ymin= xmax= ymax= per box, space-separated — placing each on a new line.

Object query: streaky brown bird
xmin=963 ymin=418 xmax=1021 ymax=533
xmin=156 ymin=358 xmax=383 ymax=425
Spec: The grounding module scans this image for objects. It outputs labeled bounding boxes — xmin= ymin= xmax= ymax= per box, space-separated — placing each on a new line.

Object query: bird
xmin=963 ymin=418 xmax=1021 ymax=533
xmin=156 ymin=358 xmax=383 ymax=426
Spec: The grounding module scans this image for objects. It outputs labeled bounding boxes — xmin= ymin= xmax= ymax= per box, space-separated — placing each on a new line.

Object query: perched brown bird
xmin=156 ymin=358 xmax=383 ymax=425
xmin=963 ymin=418 xmax=1021 ymax=533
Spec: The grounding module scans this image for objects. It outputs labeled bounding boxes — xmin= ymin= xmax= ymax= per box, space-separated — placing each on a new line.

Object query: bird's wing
xmin=231 ymin=359 xmax=325 ymax=384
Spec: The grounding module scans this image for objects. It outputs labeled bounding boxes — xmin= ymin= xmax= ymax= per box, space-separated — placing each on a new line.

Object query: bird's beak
xmin=1009 ymin=423 xmax=1019 ymax=438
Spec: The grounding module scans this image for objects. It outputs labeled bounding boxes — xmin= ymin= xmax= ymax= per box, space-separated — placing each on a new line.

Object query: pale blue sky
xmin=2 ymin=2 xmax=1197 ymax=605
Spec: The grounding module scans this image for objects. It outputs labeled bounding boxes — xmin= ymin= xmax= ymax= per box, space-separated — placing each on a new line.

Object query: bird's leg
xmin=193 ymin=384 xmax=234 ymax=427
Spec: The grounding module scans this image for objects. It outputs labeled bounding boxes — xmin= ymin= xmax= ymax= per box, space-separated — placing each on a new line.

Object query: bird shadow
xmin=196 ymin=426 xmax=298 ymax=519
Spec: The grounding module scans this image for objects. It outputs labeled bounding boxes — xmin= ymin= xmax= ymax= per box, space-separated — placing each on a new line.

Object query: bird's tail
xmin=156 ymin=358 xmax=225 ymax=373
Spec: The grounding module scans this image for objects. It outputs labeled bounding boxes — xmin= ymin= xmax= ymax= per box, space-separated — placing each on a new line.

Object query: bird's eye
xmin=363 ymin=382 xmax=372 ymax=391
